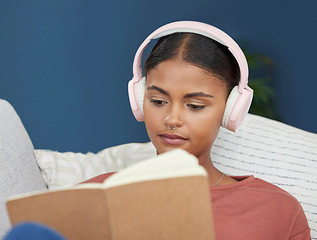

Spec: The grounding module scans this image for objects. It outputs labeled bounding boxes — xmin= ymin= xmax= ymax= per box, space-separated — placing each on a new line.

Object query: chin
xmin=155 ymin=144 xmax=188 ymax=155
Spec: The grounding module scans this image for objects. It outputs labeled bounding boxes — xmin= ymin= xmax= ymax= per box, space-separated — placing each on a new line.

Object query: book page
xmin=103 ymin=149 xmax=207 ymax=189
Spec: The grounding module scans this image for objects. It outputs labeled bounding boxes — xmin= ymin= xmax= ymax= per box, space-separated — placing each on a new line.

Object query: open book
xmin=6 ymin=149 xmax=215 ymax=240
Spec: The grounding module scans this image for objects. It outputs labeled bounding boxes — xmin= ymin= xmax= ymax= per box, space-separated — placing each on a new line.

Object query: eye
xmin=187 ymin=104 xmax=205 ymax=111
xmin=150 ymin=99 xmax=168 ymax=106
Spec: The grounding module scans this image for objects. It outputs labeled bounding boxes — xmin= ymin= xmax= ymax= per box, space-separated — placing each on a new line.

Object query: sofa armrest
xmin=0 ymin=99 xmax=47 ymax=238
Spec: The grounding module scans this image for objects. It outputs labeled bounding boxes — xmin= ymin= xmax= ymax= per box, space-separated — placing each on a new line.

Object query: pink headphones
xmin=128 ymin=21 xmax=253 ymax=132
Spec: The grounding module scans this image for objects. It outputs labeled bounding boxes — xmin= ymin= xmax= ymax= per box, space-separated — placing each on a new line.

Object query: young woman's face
xmin=143 ymin=59 xmax=228 ymax=163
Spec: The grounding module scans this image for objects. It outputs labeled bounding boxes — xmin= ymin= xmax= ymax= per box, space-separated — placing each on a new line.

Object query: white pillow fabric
xmin=35 ymin=142 xmax=156 ymax=189
xmin=35 ymin=114 xmax=317 ymax=239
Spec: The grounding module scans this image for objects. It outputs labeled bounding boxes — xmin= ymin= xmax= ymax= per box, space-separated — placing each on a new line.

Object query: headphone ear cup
xmin=222 ymin=86 xmax=253 ymax=132
xmin=138 ymin=76 xmax=146 ymax=114
xmin=128 ymin=76 xmax=146 ymax=122
xmin=222 ymin=86 xmax=240 ymax=130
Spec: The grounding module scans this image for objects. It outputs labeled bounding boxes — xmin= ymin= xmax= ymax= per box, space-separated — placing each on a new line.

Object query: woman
xmin=127 ymin=21 xmax=311 ymax=239
xmin=5 ymin=21 xmax=311 ymax=240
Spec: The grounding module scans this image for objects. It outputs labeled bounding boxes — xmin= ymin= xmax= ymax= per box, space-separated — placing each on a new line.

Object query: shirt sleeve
xmin=289 ymin=204 xmax=311 ymax=240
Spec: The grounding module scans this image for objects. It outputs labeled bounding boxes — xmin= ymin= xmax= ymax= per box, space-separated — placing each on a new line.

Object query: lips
xmin=159 ymin=133 xmax=188 ymax=145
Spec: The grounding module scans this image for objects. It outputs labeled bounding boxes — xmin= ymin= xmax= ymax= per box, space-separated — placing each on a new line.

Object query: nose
xmin=164 ymin=105 xmax=183 ymax=129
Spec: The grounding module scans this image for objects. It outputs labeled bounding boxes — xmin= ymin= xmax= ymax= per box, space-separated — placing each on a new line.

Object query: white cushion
xmin=35 ymin=142 xmax=156 ymax=189
xmin=35 ymin=114 xmax=317 ymax=238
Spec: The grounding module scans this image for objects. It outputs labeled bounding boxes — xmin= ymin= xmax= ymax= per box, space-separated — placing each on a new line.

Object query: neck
xmin=198 ymin=154 xmax=225 ymax=186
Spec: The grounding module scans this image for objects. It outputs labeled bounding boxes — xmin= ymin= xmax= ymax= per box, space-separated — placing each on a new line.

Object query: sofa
xmin=1 ymin=98 xmax=316 ymax=239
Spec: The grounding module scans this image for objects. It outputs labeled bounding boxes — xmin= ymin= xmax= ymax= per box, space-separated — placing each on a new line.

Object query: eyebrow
xmin=184 ymin=92 xmax=214 ymax=98
xmin=147 ymin=86 xmax=169 ymax=96
xmin=147 ymin=85 xmax=214 ymax=98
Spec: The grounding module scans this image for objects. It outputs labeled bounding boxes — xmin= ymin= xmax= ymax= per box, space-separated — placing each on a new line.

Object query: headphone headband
xmin=132 ymin=21 xmax=249 ymax=94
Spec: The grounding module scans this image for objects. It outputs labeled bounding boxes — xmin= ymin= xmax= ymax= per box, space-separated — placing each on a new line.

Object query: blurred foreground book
xmin=6 ymin=149 xmax=215 ymax=240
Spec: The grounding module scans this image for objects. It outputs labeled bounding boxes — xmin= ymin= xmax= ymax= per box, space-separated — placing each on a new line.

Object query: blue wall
xmin=1 ymin=0 xmax=316 ymax=153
